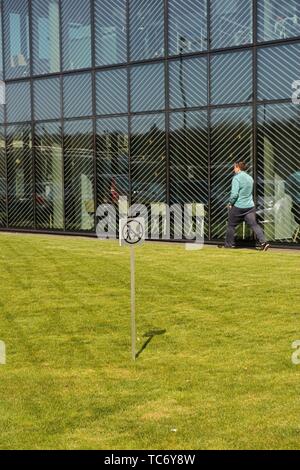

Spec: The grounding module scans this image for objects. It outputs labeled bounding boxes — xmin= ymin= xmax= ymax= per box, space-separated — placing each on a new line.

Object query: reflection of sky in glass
xmin=95 ymin=0 xmax=127 ymax=66
xmin=64 ymin=119 xmax=93 ymax=139
xmin=96 ymin=69 xmax=128 ymax=115
xmin=37 ymin=18 xmax=49 ymax=59
xmin=169 ymin=0 xmax=207 ymax=54
xmin=211 ymin=51 xmax=252 ymax=105
xmin=5 ymin=3 xmax=30 ymax=79
xmin=258 ymin=0 xmax=300 ymax=42
xmin=62 ymin=0 xmax=91 ymax=70
xmin=63 ymin=74 xmax=93 ymax=118
xmin=130 ymin=0 xmax=165 ymax=60
xmin=10 ymin=14 xmax=21 ymax=56
xmin=6 ymin=82 xmax=31 ymax=123
xmin=0 ymin=12 xmax=2 ymax=79
xmin=211 ymin=0 xmax=253 ymax=48
xmin=131 ymin=63 xmax=165 ymax=112
xmin=34 ymin=78 xmax=61 ymax=121
xmin=169 ymin=57 xmax=208 ymax=109
xmin=258 ymin=43 xmax=300 ymax=101
xmin=131 ymin=114 xmax=165 ymax=135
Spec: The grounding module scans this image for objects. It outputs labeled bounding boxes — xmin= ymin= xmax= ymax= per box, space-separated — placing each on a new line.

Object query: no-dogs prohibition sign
xmin=122 ymin=219 xmax=144 ymax=246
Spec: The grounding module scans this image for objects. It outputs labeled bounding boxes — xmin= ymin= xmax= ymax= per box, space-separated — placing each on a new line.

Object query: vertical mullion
xmin=1 ymin=0 xmax=8 ymax=227
xmin=59 ymin=0 xmax=63 ymax=74
xmin=92 ymin=94 xmax=97 ymax=234
xmin=91 ymin=0 xmax=97 ymax=231
xmin=4 ymin=123 xmax=9 ymax=227
xmin=253 ymin=0 xmax=258 ymax=211
xmin=127 ymin=0 xmax=132 ymax=207
xmin=3 ymin=123 xmax=8 ymax=228
xmin=90 ymin=0 xmax=95 ymax=69
xmin=164 ymin=0 xmax=170 ymax=209
xmin=1 ymin=0 xmax=5 ymax=81
xmin=59 ymin=0 xmax=66 ymax=231
xmin=3 ymin=124 xmax=8 ymax=229
xmin=207 ymin=0 xmax=212 ymax=241
xmin=253 ymin=0 xmax=257 ymax=46
xmin=28 ymin=0 xmax=36 ymax=230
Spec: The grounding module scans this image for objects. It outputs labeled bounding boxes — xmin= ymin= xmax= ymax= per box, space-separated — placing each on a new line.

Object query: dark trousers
xmin=225 ymin=206 xmax=266 ymax=247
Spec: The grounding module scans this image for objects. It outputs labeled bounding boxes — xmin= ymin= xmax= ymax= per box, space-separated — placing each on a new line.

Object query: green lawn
xmin=0 ymin=233 xmax=299 ymax=450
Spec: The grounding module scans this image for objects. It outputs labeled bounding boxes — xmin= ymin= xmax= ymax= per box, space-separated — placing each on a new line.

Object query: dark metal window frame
xmin=0 ymin=0 xmax=298 ymax=247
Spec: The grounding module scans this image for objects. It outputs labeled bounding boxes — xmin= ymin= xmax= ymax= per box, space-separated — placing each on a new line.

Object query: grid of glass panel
xmin=0 ymin=0 xmax=299 ymax=246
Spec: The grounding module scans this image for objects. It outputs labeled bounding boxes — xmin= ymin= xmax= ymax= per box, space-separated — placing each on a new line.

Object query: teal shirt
xmin=229 ymin=171 xmax=254 ymax=209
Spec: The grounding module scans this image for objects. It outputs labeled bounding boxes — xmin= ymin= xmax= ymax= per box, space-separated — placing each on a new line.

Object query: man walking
xmin=222 ymin=162 xmax=270 ymax=251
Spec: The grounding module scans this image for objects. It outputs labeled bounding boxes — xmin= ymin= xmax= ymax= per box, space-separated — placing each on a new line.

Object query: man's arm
xmin=229 ymin=177 xmax=240 ymax=206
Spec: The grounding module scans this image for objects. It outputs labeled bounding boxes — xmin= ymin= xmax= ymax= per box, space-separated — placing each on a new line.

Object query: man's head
xmin=233 ymin=161 xmax=247 ymax=174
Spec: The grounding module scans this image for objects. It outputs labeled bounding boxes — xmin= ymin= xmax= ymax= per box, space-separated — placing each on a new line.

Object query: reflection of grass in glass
xmin=0 ymin=233 xmax=299 ymax=450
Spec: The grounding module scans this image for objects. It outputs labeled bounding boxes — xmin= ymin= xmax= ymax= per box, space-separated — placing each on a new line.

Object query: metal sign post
xmin=120 ymin=218 xmax=145 ymax=361
xmin=130 ymin=245 xmax=136 ymax=361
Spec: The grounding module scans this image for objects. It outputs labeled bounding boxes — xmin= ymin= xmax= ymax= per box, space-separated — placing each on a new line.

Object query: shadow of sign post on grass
xmin=136 ymin=329 xmax=167 ymax=359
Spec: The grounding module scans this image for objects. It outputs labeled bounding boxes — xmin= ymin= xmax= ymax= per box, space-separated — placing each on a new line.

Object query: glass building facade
xmin=0 ymin=0 xmax=299 ymax=246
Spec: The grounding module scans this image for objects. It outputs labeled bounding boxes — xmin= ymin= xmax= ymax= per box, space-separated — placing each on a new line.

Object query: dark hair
xmin=234 ymin=161 xmax=247 ymax=171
